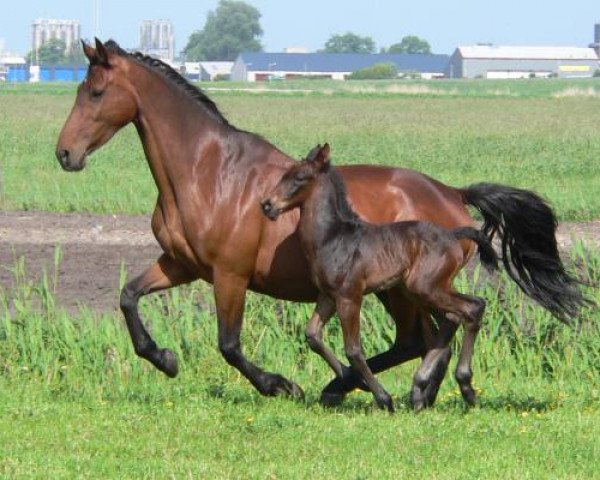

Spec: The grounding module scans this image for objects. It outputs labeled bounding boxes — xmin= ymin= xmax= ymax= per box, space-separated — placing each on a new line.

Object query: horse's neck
xmin=299 ymin=174 xmax=354 ymax=251
xmin=131 ymin=69 xmax=226 ymax=204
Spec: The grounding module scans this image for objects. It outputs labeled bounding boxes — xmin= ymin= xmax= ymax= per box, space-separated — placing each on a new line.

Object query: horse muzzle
xmin=55 ymin=148 xmax=86 ymax=172
xmin=260 ymin=199 xmax=281 ymax=221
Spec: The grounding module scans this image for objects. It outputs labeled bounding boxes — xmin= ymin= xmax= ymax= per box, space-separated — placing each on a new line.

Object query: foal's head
xmin=261 ymin=143 xmax=331 ymax=220
xmin=56 ymin=39 xmax=138 ymax=171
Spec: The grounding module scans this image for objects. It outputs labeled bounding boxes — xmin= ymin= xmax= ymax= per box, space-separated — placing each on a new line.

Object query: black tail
xmin=453 ymin=227 xmax=498 ymax=273
xmin=461 ymin=183 xmax=587 ymax=323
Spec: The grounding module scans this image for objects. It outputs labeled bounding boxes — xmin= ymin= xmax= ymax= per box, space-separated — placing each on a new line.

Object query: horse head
xmin=261 ymin=143 xmax=330 ymax=220
xmin=55 ymin=38 xmax=137 ymax=171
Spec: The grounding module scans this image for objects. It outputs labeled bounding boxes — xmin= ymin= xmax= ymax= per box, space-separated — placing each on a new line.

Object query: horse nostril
xmin=56 ymin=149 xmax=70 ymax=165
xmin=261 ymin=199 xmax=272 ymax=213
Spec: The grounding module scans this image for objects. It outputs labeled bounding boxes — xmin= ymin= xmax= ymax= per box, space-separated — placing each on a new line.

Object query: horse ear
xmin=305 ymin=144 xmax=322 ymax=163
xmin=82 ymin=40 xmax=97 ymax=63
xmin=315 ymin=143 xmax=331 ymax=171
xmin=94 ymin=37 xmax=110 ymax=67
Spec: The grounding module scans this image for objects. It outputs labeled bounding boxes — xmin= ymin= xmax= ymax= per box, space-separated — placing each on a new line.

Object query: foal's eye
xmin=91 ymin=89 xmax=104 ymax=99
xmin=294 ymin=172 xmax=309 ymax=182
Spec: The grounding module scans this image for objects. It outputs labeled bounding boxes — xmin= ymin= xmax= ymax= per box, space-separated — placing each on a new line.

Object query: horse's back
xmin=337 ymin=164 xmax=473 ymax=229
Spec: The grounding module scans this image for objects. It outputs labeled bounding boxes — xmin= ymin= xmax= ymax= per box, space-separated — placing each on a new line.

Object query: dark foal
xmin=261 ymin=144 xmax=499 ymax=412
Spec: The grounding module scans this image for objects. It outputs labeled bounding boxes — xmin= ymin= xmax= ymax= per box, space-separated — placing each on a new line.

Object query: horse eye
xmin=295 ymin=172 xmax=308 ymax=182
xmin=91 ymin=89 xmax=104 ymax=99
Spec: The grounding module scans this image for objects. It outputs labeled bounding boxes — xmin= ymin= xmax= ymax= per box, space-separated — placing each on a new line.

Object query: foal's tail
xmin=460 ymin=183 xmax=587 ymax=323
xmin=452 ymin=227 xmax=498 ymax=273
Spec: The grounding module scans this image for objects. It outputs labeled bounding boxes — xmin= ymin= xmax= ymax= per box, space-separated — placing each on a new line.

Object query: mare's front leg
xmin=214 ymin=270 xmax=304 ymax=399
xmin=120 ymin=254 xmax=198 ymax=377
xmin=337 ymin=296 xmax=394 ymax=413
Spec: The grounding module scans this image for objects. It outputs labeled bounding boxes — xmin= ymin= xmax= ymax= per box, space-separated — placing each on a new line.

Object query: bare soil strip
xmin=1 ymin=211 xmax=598 ymax=312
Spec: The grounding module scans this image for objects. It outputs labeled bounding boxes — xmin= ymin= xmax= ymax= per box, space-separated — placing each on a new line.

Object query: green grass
xmin=0 ymin=247 xmax=599 ymax=478
xmin=1 ymin=81 xmax=600 ymax=219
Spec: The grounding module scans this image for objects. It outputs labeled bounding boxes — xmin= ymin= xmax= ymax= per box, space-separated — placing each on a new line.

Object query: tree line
xmin=28 ymin=0 xmax=432 ymax=65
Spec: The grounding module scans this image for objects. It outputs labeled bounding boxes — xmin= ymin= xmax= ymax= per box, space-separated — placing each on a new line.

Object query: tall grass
xmin=1 ymin=245 xmax=598 ymax=407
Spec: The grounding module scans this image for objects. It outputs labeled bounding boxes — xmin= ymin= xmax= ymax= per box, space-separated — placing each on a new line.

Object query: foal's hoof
xmin=410 ymin=386 xmax=428 ymax=413
xmin=267 ymin=375 xmax=305 ymax=401
xmin=460 ymin=385 xmax=477 ymax=407
xmin=158 ymin=349 xmax=179 ymax=378
xmin=376 ymin=393 xmax=395 ymax=413
xmin=319 ymin=390 xmax=346 ymax=408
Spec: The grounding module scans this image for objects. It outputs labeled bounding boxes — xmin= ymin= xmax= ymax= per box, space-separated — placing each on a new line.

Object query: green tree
xmin=347 ymin=63 xmax=398 ymax=80
xmin=65 ymin=43 xmax=87 ymax=65
xmin=386 ymin=35 xmax=431 ymax=54
xmin=27 ymin=38 xmax=67 ymax=65
xmin=323 ymin=32 xmax=376 ymax=54
xmin=183 ymin=0 xmax=263 ymax=61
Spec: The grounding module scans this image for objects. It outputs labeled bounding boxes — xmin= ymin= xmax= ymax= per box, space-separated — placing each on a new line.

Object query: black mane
xmin=326 ymin=168 xmax=363 ymax=227
xmin=103 ymin=40 xmax=236 ymax=129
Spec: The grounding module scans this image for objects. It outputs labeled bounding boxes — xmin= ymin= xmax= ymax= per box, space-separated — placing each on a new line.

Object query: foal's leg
xmin=213 ymin=269 xmax=304 ymax=399
xmin=453 ymin=294 xmax=486 ymax=406
xmin=120 ymin=254 xmax=198 ymax=377
xmin=411 ymin=291 xmax=485 ymax=410
xmin=305 ymin=295 xmax=346 ymax=378
xmin=410 ymin=316 xmax=457 ymax=411
xmin=337 ymin=296 xmax=394 ymax=412
xmin=320 ymin=290 xmax=425 ymax=407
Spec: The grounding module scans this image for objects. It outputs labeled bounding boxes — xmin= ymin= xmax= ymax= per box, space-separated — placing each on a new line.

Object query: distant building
xmin=231 ymin=52 xmax=450 ymax=81
xmin=447 ymin=45 xmax=599 ymax=79
xmin=32 ymin=19 xmax=80 ymax=56
xmin=139 ymin=20 xmax=175 ymax=62
xmin=199 ymin=61 xmax=234 ymax=81
xmin=590 ymin=22 xmax=600 ymax=56
xmin=284 ymin=47 xmax=310 ymax=54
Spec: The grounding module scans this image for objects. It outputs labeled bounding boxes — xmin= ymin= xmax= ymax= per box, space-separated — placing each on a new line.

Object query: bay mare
xmin=56 ymin=39 xmax=585 ymax=407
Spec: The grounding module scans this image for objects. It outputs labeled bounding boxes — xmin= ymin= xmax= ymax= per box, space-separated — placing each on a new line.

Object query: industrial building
xmin=231 ymin=52 xmax=450 ymax=81
xmin=31 ymin=19 xmax=80 ymax=57
xmin=446 ymin=45 xmax=599 ymax=79
xmin=139 ymin=20 xmax=175 ymax=62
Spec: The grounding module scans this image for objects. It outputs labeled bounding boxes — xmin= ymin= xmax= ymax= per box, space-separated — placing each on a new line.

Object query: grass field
xmin=0 ymin=247 xmax=599 ymax=478
xmin=1 ymin=80 xmax=600 ymax=478
xmin=1 ymin=80 xmax=600 ymax=219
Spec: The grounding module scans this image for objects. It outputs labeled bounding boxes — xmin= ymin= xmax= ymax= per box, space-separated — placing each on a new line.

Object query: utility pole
xmin=92 ymin=0 xmax=100 ymax=38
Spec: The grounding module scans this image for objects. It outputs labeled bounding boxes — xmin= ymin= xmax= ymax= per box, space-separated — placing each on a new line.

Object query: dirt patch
xmin=1 ymin=211 xmax=599 ymax=313
xmin=0 ymin=211 xmax=161 ymax=313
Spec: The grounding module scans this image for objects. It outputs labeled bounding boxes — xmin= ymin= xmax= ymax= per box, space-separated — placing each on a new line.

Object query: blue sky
xmin=1 ymin=0 xmax=599 ymax=56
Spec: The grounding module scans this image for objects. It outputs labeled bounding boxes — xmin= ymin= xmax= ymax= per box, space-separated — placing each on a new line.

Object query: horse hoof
xmin=376 ymin=394 xmax=395 ymax=413
xmin=410 ymin=388 xmax=427 ymax=412
xmin=159 ymin=349 xmax=179 ymax=378
xmin=319 ymin=390 xmax=346 ymax=408
xmin=460 ymin=386 xmax=477 ymax=407
xmin=269 ymin=375 xmax=305 ymax=400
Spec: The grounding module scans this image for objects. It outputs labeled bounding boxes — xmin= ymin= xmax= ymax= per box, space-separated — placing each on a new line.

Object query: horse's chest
xmin=151 ymin=206 xmax=214 ymax=274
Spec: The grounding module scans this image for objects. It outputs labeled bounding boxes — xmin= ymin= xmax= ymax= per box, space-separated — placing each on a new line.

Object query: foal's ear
xmin=305 ymin=144 xmax=323 ymax=163
xmin=314 ymin=143 xmax=331 ymax=172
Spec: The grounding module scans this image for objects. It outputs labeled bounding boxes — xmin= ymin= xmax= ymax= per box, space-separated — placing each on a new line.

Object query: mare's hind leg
xmin=320 ymin=290 xmax=425 ymax=407
xmin=120 ymin=254 xmax=198 ymax=377
xmin=337 ymin=296 xmax=394 ymax=412
xmin=305 ymin=295 xmax=346 ymax=378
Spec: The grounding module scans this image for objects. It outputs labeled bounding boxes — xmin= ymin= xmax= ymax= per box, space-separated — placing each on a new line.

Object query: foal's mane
xmin=103 ymin=40 xmax=237 ymax=130
xmin=324 ymin=167 xmax=363 ymax=227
